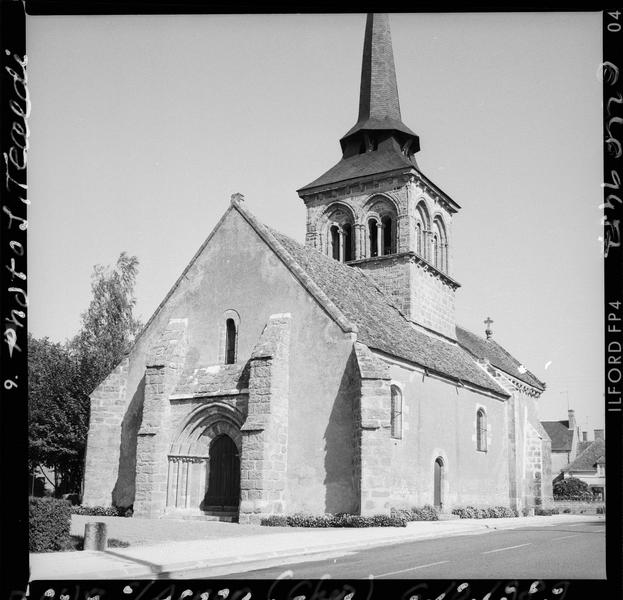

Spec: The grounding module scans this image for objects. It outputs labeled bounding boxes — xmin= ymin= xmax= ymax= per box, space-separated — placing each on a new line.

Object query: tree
xmin=28 ymin=252 xmax=142 ymax=495
xmin=28 ymin=335 xmax=86 ymax=493
xmin=72 ymin=252 xmax=143 ymax=398
xmin=553 ymin=477 xmax=592 ymax=500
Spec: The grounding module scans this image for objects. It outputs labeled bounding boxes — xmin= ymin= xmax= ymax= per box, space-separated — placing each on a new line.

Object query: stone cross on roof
xmin=484 ymin=316 xmax=494 ymax=340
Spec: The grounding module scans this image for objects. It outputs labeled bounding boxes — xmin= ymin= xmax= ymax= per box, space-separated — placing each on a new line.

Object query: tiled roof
xmin=265 ymin=226 xmax=509 ymax=397
xmin=577 ymin=440 xmax=592 ymax=455
xmin=541 ymin=421 xmax=573 ymax=452
xmin=456 ymin=326 xmax=545 ymax=391
xmin=564 ymin=438 xmax=606 ymax=472
xmin=298 ymin=144 xmax=415 ymax=192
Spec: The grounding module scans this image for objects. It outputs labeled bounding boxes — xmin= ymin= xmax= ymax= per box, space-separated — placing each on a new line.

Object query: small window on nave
xmin=476 ymin=408 xmax=487 ymax=452
xmin=225 ymin=318 xmax=237 ymax=365
xmin=391 ymin=385 xmax=403 ymax=439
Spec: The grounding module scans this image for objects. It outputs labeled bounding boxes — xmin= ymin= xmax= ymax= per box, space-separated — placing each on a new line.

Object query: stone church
xmin=82 ymin=14 xmax=552 ymax=523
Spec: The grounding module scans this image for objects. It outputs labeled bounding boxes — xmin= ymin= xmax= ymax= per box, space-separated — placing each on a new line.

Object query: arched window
xmin=330 ymin=225 xmax=340 ymax=261
xmin=225 ymin=318 xmax=237 ymax=364
xmin=416 ymin=222 xmax=423 ymax=255
xmin=432 ymin=234 xmax=439 ymax=269
xmin=382 ymin=215 xmax=394 ymax=255
xmin=415 ymin=201 xmax=431 ymax=260
xmin=364 ymin=196 xmax=398 ymax=258
xmin=323 ymin=204 xmax=355 ymax=263
xmin=432 ymin=216 xmax=448 ymax=273
xmin=390 ymin=385 xmax=403 ymax=439
xmin=343 ymin=223 xmax=353 ymax=262
xmin=476 ymin=409 xmax=487 ymax=451
xmin=368 ymin=219 xmax=378 ymax=257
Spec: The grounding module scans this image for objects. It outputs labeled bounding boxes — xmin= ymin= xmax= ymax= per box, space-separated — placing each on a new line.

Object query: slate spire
xmin=340 ymin=13 xmax=420 ymax=156
xmin=358 ymin=13 xmax=402 ymax=124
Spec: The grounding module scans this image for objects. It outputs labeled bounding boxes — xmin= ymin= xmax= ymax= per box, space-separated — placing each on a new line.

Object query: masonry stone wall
xmin=384 ymin=358 xmax=510 ymax=510
xmin=505 ymin=385 xmax=553 ymax=511
xmin=82 ymin=358 xmax=130 ymax=507
xmin=355 ymin=254 xmax=457 ymax=338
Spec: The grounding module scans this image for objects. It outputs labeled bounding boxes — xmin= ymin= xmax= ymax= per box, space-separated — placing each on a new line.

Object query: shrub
xmin=261 ymin=514 xmax=289 ymax=527
xmin=71 ymin=505 xmax=122 ymax=517
xmin=553 ymin=477 xmax=591 ymax=500
xmin=29 ymin=497 xmax=72 ymax=552
xmin=451 ymin=506 xmax=517 ymax=519
xmin=261 ymin=512 xmax=407 ymax=528
xmin=535 ymin=507 xmax=560 ymax=516
xmin=391 ymin=505 xmax=439 ymax=521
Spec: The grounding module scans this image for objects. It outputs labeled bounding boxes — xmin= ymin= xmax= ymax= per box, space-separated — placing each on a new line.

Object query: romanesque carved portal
xmin=166 ymin=407 xmax=243 ymax=513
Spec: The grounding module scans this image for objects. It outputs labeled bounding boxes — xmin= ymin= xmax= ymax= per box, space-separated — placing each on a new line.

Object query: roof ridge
xmin=457 ymin=324 xmax=545 ymax=390
xmin=489 ymin=338 xmax=546 ymax=388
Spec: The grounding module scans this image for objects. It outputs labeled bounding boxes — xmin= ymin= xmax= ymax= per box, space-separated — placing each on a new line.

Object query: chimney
xmin=594 ymin=429 xmax=604 ymax=441
xmin=568 ymin=409 xmax=576 ymax=431
xmin=582 ymin=431 xmax=587 ymax=442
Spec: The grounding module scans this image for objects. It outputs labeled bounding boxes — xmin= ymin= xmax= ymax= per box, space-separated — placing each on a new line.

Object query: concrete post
xmin=84 ymin=522 xmax=107 ymax=551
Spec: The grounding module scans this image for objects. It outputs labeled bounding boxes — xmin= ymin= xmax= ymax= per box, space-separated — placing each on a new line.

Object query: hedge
xmin=29 ymin=497 xmax=72 ymax=552
xmin=261 ymin=512 xmax=407 ymax=528
xmin=71 ymin=505 xmax=123 ymax=517
xmin=451 ymin=506 xmax=518 ymax=519
xmin=535 ymin=507 xmax=560 ymax=516
xmin=391 ymin=505 xmax=439 ymax=521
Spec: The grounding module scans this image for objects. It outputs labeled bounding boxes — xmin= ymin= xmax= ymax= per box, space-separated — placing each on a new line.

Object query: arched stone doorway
xmin=203 ymin=434 xmax=240 ymax=510
xmin=166 ymin=403 xmax=243 ymax=515
xmin=434 ymin=457 xmax=444 ymax=510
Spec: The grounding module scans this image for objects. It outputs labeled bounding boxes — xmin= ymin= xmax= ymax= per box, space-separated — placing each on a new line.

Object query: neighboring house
xmin=82 ymin=13 xmax=551 ymax=523
xmin=542 ymin=409 xmax=582 ymax=479
xmin=562 ymin=432 xmax=605 ymax=500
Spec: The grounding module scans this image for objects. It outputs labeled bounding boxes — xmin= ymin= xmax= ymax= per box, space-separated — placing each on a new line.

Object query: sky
xmin=26 ymin=12 xmax=604 ymax=433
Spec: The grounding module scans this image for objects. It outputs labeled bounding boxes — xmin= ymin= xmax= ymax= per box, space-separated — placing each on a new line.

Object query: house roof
xmin=577 ymin=440 xmax=592 ymax=455
xmin=564 ymin=438 xmax=606 ymax=472
xmin=456 ymin=326 xmax=546 ymax=391
xmin=541 ymin=421 xmax=574 ymax=452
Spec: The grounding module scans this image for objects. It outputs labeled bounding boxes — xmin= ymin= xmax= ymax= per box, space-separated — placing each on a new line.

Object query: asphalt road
xmin=202 ymin=519 xmax=606 ymax=580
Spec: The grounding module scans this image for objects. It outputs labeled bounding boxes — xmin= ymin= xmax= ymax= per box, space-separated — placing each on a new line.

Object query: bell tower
xmin=297 ymin=13 xmax=461 ymax=339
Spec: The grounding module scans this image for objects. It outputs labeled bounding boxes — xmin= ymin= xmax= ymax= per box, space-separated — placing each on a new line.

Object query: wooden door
xmin=204 ymin=435 xmax=240 ymax=509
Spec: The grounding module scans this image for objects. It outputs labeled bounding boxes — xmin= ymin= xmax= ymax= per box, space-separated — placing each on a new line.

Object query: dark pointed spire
xmin=340 ymin=13 xmax=420 ymax=156
xmin=358 ymin=13 xmax=401 ymax=124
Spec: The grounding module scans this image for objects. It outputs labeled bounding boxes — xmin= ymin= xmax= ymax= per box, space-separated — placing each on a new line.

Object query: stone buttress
xmin=353 ymin=342 xmax=392 ymax=515
xmin=134 ymin=318 xmax=188 ymax=517
xmin=238 ymin=314 xmax=291 ymax=524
